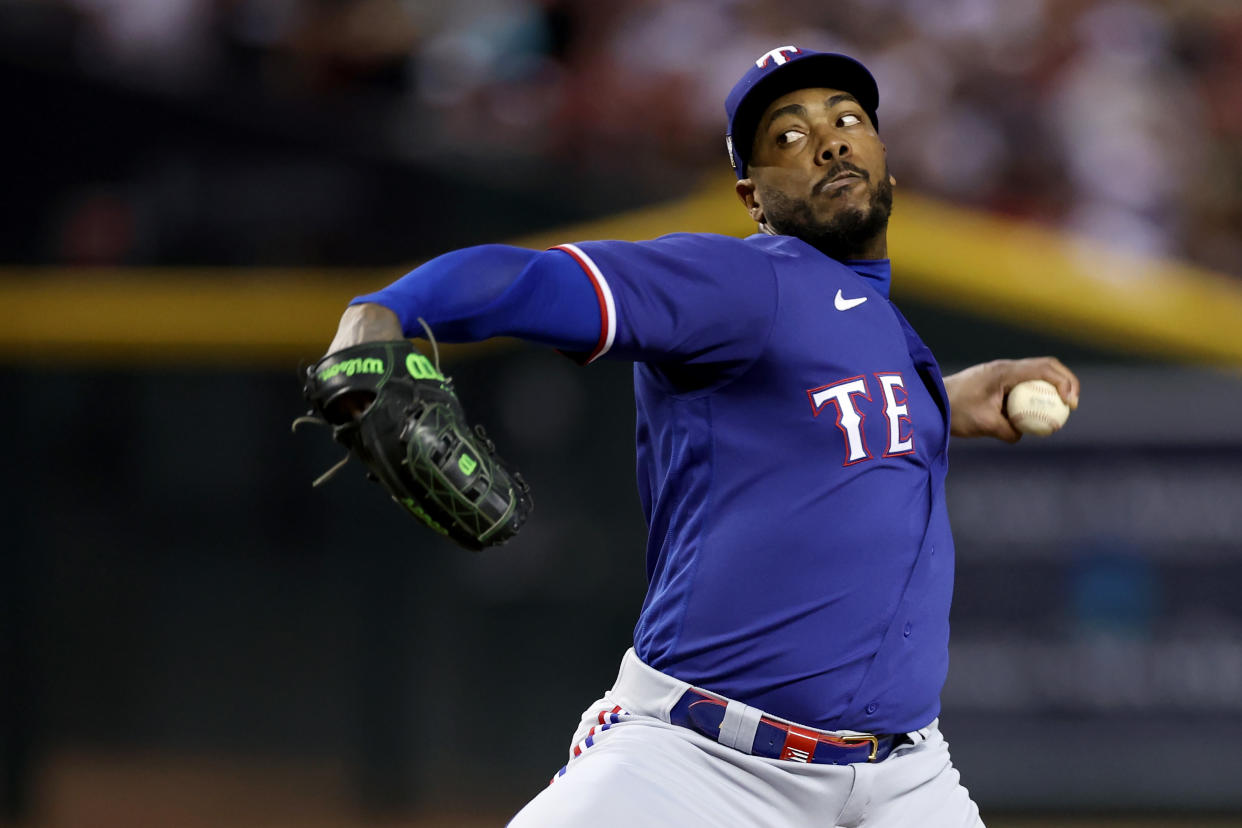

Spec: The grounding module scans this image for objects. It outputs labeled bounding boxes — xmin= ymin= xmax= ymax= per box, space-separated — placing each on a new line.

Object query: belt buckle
xmin=833 ymin=733 xmax=879 ymax=762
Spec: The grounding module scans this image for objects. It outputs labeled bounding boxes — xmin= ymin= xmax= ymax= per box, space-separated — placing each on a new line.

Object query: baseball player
xmin=320 ymin=47 xmax=1080 ymax=827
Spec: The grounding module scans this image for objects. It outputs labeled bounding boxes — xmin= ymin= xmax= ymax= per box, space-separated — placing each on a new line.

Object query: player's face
xmin=736 ymin=87 xmax=894 ymax=261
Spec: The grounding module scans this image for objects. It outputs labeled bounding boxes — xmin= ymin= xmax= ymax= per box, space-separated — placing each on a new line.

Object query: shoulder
xmin=739 ymin=233 xmax=851 ymax=268
xmin=650 ymin=231 xmax=760 ymax=247
xmin=617 ymin=232 xmax=774 ymax=258
xmin=659 ymin=232 xmax=812 ymax=256
xmin=561 ymin=233 xmax=779 ymax=280
xmin=644 ymin=233 xmax=792 ymax=272
xmin=568 ymin=232 xmax=834 ymax=264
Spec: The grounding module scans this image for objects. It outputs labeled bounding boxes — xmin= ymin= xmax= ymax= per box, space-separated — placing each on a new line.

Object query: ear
xmin=735 ymin=178 xmax=764 ymax=224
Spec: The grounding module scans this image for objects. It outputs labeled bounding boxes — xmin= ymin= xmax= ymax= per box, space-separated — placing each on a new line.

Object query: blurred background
xmin=2 ymin=0 xmax=1241 ymax=826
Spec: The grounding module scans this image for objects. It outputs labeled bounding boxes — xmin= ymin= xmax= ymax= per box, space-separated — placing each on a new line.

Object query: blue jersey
xmin=357 ymin=232 xmax=954 ymax=734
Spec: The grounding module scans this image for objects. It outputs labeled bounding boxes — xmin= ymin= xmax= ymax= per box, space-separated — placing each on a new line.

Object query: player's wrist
xmin=327 ymin=303 xmax=404 ymax=353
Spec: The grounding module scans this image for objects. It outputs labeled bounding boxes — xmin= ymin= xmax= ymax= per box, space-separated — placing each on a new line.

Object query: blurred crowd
xmin=4 ymin=0 xmax=1241 ymax=274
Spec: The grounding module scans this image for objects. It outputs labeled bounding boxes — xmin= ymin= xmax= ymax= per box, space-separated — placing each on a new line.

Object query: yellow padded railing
xmin=3 ymin=175 xmax=1240 ymax=367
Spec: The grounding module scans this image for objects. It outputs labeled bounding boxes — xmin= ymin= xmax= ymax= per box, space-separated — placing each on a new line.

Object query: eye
xmin=838 ymin=113 xmax=862 ymax=127
xmin=775 ymin=128 xmax=805 ymax=146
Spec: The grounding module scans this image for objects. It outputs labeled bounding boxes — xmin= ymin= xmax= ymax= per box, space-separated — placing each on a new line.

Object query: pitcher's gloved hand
xmin=293 ymin=337 xmax=532 ymax=551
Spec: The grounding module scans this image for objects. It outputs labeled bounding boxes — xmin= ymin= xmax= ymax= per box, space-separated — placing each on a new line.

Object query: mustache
xmin=814 ymin=163 xmax=870 ymax=195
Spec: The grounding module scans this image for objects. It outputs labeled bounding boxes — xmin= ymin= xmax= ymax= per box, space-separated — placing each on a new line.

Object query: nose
xmin=815 ymin=131 xmax=850 ymax=165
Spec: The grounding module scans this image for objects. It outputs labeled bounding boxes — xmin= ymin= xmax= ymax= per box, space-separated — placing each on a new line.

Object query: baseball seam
xmin=1012 ymin=412 xmax=1061 ymax=424
xmin=1010 ymin=410 xmax=1063 ymax=432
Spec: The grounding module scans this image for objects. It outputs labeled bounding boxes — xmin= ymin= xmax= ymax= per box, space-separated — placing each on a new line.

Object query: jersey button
xmin=865 ymin=703 xmax=877 ymax=715
xmin=903 ymin=622 xmax=912 ymax=637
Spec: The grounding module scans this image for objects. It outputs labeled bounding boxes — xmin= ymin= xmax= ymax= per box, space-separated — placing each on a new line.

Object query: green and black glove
xmin=294 ymin=339 xmax=532 ymax=551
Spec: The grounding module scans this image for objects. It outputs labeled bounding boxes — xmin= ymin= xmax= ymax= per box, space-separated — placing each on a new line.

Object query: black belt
xmin=669 ymin=689 xmax=908 ymax=765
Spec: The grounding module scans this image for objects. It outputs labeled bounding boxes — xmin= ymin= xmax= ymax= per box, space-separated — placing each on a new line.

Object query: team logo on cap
xmin=756 ymin=45 xmax=801 ymax=68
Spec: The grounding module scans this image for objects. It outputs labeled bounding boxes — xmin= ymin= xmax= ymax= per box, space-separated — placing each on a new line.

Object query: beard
xmin=760 ymin=163 xmax=894 ymax=262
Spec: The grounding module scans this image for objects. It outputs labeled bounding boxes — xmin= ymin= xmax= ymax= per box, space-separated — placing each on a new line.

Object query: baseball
xmin=1006 ymin=379 xmax=1071 ymax=437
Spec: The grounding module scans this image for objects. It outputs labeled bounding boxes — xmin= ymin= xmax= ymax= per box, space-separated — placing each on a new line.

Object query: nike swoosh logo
xmin=834 ymin=289 xmax=868 ymax=311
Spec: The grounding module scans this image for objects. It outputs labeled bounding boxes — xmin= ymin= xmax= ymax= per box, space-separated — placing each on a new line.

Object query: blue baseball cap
xmin=725 ymin=46 xmax=879 ymax=179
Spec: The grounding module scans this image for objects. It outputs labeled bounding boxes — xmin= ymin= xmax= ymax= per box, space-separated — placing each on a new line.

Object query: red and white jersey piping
xmin=552 ymin=243 xmax=616 ymax=363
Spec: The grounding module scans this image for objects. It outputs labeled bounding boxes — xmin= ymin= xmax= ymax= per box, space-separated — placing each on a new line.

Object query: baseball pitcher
xmin=299 ymin=46 xmax=1081 ymax=827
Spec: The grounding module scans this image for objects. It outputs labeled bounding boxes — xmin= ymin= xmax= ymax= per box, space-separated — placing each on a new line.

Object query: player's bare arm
xmin=943 ymin=357 xmax=1081 ymax=442
xmin=326 ymin=302 xmax=402 ymax=353
xmin=316 ymin=303 xmax=405 ymax=420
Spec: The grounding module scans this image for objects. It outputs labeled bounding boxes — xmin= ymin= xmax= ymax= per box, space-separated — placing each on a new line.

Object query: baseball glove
xmin=293 ymin=335 xmax=532 ymax=551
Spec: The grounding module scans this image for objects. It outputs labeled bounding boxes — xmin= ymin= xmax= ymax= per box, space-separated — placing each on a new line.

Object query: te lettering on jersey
xmin=807 ymin=372 xmax=915 ymax=466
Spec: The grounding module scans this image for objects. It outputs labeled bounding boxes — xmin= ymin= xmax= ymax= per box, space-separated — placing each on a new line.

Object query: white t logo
xmin=808 ymin=376 xmax=872 ymax=465
xmin=756 ymin=46 xmax=801 ymax=68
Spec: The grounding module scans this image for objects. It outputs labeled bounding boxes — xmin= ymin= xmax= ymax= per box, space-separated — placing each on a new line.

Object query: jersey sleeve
xmin=350 ymin=244 xmax=603 ymax=351
xmin=551 ymin=234 xmax=777 ymax=366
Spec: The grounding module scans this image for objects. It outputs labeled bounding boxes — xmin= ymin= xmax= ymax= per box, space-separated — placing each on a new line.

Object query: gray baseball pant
xmin=508 ymin=649 xmax=985 ymax=827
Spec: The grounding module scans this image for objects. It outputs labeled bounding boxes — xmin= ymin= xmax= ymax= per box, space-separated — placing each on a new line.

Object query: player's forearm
xmin=941 ymin=371 xmax=965 ymax=417
xmin=326 ymin=303 xmax=403 ymax=352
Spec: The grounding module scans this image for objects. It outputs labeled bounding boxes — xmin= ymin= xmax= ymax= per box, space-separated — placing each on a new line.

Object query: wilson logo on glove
xmin=292 ymin=325 xmax=532 ymax=551
xmin=316 ymin=357 xmax=385 ymax=381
